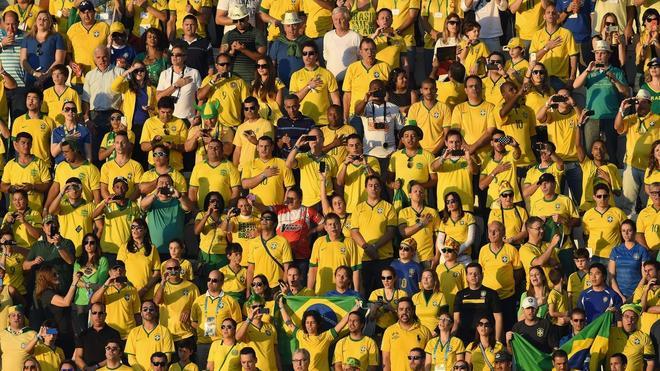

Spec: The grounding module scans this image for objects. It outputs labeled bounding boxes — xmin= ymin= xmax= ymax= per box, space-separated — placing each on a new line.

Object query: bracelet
xmin=292 ymin=145 xmax=299 ymax=151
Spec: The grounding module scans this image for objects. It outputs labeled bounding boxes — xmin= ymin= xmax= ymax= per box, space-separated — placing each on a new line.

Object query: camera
xmin=372 ymin=89 xmax=386 ymax=99
xmin=300 ymin=135 xmax=317 ymax=142
xmin=450 ymin=149 xmax=465 ymax=156
xmin=351 ymin=155 xmax=364 ymax=161
xmin=594 ymin=63 xmax=605 ymax=68
xmin=220 ymin=72 xmax=232 ymax=79
xmin=374 ymin=121 xmax=386 ymax=130
xmin=258 ymin=307 xmax=270 ymax=315
xmin=551 ymin=95 xmax=568 ymax=103
xmin=49 ymin=225 xmax=59 ymax=238
xmin=159 ymin=187 xmax=174 ymax=196
xmin=319 ymin=161 xmax=326 ymax=173
xmin=115 ymin=276 xmax=128 ymax=284
xmin=584 ymin=110 xmax=595 ymax=117
xmin=229 ymin=207 xmax=240 ymax=216
xmin=112 ymin=195 xmax=123 ymax=201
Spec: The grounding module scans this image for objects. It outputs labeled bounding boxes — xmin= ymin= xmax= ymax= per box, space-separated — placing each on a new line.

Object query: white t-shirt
xmin=156 ymin=66 xmax=202 ymax=119
xmin=217 ymin=0 xmax=260 ymax=33
xmin=323 ymin=30 xmax=361 ymax=81
xmin=461 ymin=0 xmax=508 ymax=39
xmin=360 ymin=102 xmax=405 ymax=158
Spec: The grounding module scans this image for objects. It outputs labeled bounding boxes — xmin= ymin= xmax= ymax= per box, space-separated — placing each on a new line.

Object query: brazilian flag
xmin=512 ymin=311 xmax=612 ymax=371
xmin=276 ymin=296 xmax=357 ymax=364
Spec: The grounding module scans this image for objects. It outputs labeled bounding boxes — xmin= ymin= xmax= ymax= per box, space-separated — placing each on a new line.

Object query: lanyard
xmin=433 ymin=336 xmax=452 ymax=363
xmin=18 ymin=4 xmax=33 ymax=23
xmin=204 ymin=294 xmax=224 ymax=317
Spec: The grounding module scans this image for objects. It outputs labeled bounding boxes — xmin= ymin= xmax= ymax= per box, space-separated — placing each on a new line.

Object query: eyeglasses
xmin=84 ymin=240 xmax=96 ymax=245
xmin=130 ymin=225 xmax=143 ymax=230
xmin=243 ymin=106 xmax=257 ymax=111
xmin=594 ymin=194 xmax=609 ymax=199
xmin=151 ymin=361 xmax=167 ymax=367
xmin=399 ymin=246 xmax=411 ymax=252
xmin=153 ymin=151 xmax=167 ymax=157
xmin=408 ymin=355 xmax=423 ymax=360
xmin=110 ymin=115 xmax=123 ymax=121
xmin=221 ymin=324 xmax=234 ymax=329
xmin=477 ymin=321 xmax=491 ymax=327
xmin=501 ymin=192 xmax=514 ymax=198
xmin=381 ymin=276 xmax=393 ymax=280
xmin=105 ymin=346 xmax=119 ymax=351
xmin=91 ymin=311 xmax=105 ymax=315
xmin=256 ymin=63 xmax=268 ymax=69
xmin=207 ymin=278 xmax=219 ymax=283
xmin=441 ymin=248 xmax=455 ymax=253
xmin=532 ymin=70 xmax=545 ymax=75
xmin=252 ymin=282 xmax=264 ymax=287
xmin=216 ymin=62 xmax=230 ymax=66
xmin=171 ymin=53 xmax=185 ymax=58
xmin=142 ymin=307 xmax=157 ymax=312
xmin=63 ymin=107 xmax=77 ymax=113
xmin=302 ymin=51 xmax=316 ymax=56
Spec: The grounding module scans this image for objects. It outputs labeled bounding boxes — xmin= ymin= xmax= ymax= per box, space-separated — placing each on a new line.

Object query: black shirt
xmin=173 ymin=36 xmax=213 ymax=79
xmin=453 ymin=285 xmax=502 ymax=343
xmin=38 ymin=289 xmax=74 ymax=336
xmin=511 ymin=318 xmax=560 ymax=353
xmin=275 ymin=114 xmax=316 ymax=158
xmin=75 ymin=324 xmax=121 ymax=365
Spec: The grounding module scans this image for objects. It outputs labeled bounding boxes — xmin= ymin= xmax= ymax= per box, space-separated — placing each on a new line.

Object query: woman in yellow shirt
xmin=252 ymin=57 xmax=285 ymax=123
xmin=645 ymin=140 xmax=660 ymax=197
xmin=412 ymin=269 xmax=448 ymax=334
xmin=465 ymin=315 xmax=503 ymax=371
xmin=241 ymin=275 xmax=275 ymax=323
xmin=279 ymin=296 xmax=359 ymax=371
xmin=194 ymin=192 xmax=230 ymax=270
xmin=436 ymin=192 xmax=476 ymax=265
xmin=116 ymin=218 xmax=161 ymax=300
xmin=368 ymin=267 xmax=408 ymax=336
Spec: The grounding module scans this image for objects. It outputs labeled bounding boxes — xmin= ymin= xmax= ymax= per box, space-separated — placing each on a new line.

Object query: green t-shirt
xmin=73 ymin=256 xmax=109 ymax=305
xmin=27 ymin=238 xmax=76 ymax=293
xmin=146 ymin=198 xmax=186 ymax=254
xmin=585 ymin=66 xmax=627 ymax=119
xmin=641 ymin=82 xmax=660 ymax=115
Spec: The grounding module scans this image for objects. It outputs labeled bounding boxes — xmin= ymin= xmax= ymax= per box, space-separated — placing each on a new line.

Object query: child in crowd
xmin=219 ymin=243 xmax=247 ymax=305
xmin=567 ymin=248 xmax=592 ymax=309
xmin=547 ymin=268 xmax=570 ymax=329
xmin=390 ymin=238 xmax=423 ymax=296
xmin=169 ymin=338 xmax=198 ymax=371
xmin=160 ymin=239 xmax=194 ymax=281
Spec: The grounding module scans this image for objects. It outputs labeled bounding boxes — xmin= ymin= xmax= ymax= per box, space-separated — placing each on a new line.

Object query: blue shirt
xmin=555 ymin=0 xmax=594 ymax=43
xmin=20 ymin=33 xmax=66 ymax=86
xmin=609 ymin=243 xmax=650 ymax=298
xmin=110 ymin=44 xmax=136 ymax=66
xmin=584 ymin=66 xmax=627 ymax=119
xmin=267 ymin=41 xmax=304 ymax=86
xmin=51 ymin=123 xmax=91 ymax=164
xmin=390 ymin=259 xmax=423 ymax=296
xmin=577 ymin=286 xmax=622 ymax=323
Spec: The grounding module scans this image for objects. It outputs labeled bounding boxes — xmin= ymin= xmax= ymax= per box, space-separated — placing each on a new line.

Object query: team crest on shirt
xmin=31 ymin=169 xmax=38 ymax=177
xmin=607 ymin=216 xmax=613 ymax=222
xmin=124 ymin=294 xmax=131 ymax=301
xmin=360 ymin=346 xmax=367 ymax=353
xmin=536 ymin=328 xmax=544 ymax=337
xmin=269 ymin=242 xmax=277 ymax=249
xmin=391 ymin=331 xmax=399 ymax=340
xmin=94 ymin=31 xmax=100 ymax=37
xmin=602 ymin=297 xmax=608 ymax=302
xmin=432 ymin=301 xmax=438 ymax=307
xmin=634 ymin=254 xmax=640 ymax=260
xmin=183 ymin=289 xmax=190 ymax=296
xmin=416 ymin=163 xmax=423 ymax=169
xmin=340 ymin=247 xmax=346 ymax=254
xmin=154 ymin=334 xmax=161 ymax=341
xmin=502 ymin=256 xmax=509 ymax=263
xmin=219 ymin=301 xmax=225 ymax=308
xmin=220 ymin=169 xmax=228 ymax=176
xmin=40 ymin=123 xmax=46 ymax=130
xmin=452 ymin=272 xmax=458 ymax=278
xmin=634 ymin=337 xmax=641 ymax=345
xmin=459 ymin=220 xmax=465 ymax=225
xmin=480 ymin=110 xmax=486 ymax=116
xmin=555 ymin=204 xmax=560 ymax=210
xmin=231 ymin=349 xmax=239 ymax=355
xmin=480 ymin=290 xmax=486 ymax=298
xmin=650 ymin=122 xmax=656 ymax=127
xmin=20 ymin=342 xmax=26 ymax=349
xmin=265 ymin=330 xmax=272 ymax=336
xmin=239 ymin=276 xmax=246 ymax=283
xmin=433 ymin=112 xmax=440 ymax=119
xmin=377 ymin=207 xmax=384 ymax=214
xmin=374 ymin=72 xmax=381 ymax=78
xmin=76 ymin=225 xmax=83 ymax=233
xmin=230 ymin=82 xmax=237 ymax=89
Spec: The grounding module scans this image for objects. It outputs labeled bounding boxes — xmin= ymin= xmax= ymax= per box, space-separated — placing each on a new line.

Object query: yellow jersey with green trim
xmin=0 ymin=327 xmax=37 ymax=371
xmin=478 ymin=243 xmax=522 ymax=299
xmin=100 ymin=159 xmax=144 ymax=198
xmin=246 ymin=235 xmax=293 ymax=287
xmin=523 ymin=163 xmax=564 ymax=208
xmin=241 ymin=157 xmax=295 ymax=206
xmin=434 ymin=157 xmax=474 ymax=211
xmin=350 ymin=199 xmax=397 ymax=261
xmin=233 ymin=118 xmax=274 ymax=172
xmin=338 ymin=156 xmax=381 ymax=213
xmin=260 ymin=0 xmax=301 ymax=40
xmin=567 ymin=270 xmax=591 ymax=309
xmin=99 ymin=200 xmax=142 ymax=254
xmin=620 ymin=112 xmax=660 ymax=169
xmin=583 ymin=206 xmax=627 ymax=258
xmin=207 ymin=340 xmax=244 ymax=371
xmin=435 ymin=212 xmax=475 ymax=255
xmin=333 ymin=335 xmax=380 ymax=370
xmin=300 ymin=0 xmax=333 ymax=37
xmin=154 ymin=279 xmax=199 ymax=341
xmin=487 ymin=205 xmax=528 ymax=243
xmin=238 ymin=321 xmax=278 ymax=371
xmin=424 ymin=335 xmax=465 ymax=371
xmin=294 ymin=328 xmax=337 ymax=371
xmin=529 ymin=27 xmax=578 ymax=81
xmin=309 ymin=235 xmax=361 ymax=295
xmin=447 ymin=100 xmax=495 ymax=159
xmin=3 ymin=4 xmax=42 ymax=31
xmin=633 ymin=284 xmax=660 ymax=334
xmin=290 ymin=66 xmax=339 ymax=125
xmin=191 ymin=292 xmax=242 ymax=343
xmin=11 ymin=113 xmax=57 ymax=165
xmin=140 ymin=117 xmax=188 ymax=171
xmin=578 ymin=159 xmax=620 ymax=211
xmin=53 ymin=160 xmax=101 ymax=203
xmin=140 ymin=167 xmax=188 ymax=194
xmin=168 ymin=0 xmax=212 ymax=37
xmin=482 ymin=75 xmax=506 ymax=106
xmin=125 ymin=324 xmax=175 ymax=371
xmin=481 ymin=151 xmax=522 ymax=206
xmin=295 ymin=152 xmax=338 ymax=207
xmin=57 ymin=199 xmax=95 ymax=256
xmin=1 ymin=208 xmax=42 ymax=251
xmin=388 ymin=149 xmax=435 ymax=197
xmin=529 ymin=194 xmax=579 ymax=239
xmin=189 ymin=160 xmax=240 ymax=209
xmin=1 ymin=252 xmax=26 ymax=294
xmin=607 ymin=328 xmax=655 ymax=371
xmin=519 ymin=241 xmax=559 ymax=286
xmin=493 ymin=103 xmax=537 ymax=166
xmin=204 ymin=75 xmax=250 ymax=127
xmin=436 ymin=262 xmax=466 ymax=311
xmin=66 ymin=21 xmax=110 ymax=84
xmin=342 ymin=61 xmax=390 ymax=115
xmin=130 ymin=0 xmax=168 ymax=37
xmin=103 ymin=284 xmax=141 ymax=339
xmin=194 ymin=212 xmax=229 ymax=256
xmin=33 ymin=344 xmax=65 ymax=371
xmin=117 ymin=244 xmax=161 ymax=298
xmin=398 ymin=206 xmax=439 ymax=261
xmin=545 ymin=108 xmax=580 ymax=161
xmin=466 ymin=341 xmax=503 ymax=371
xmin=637 ymin=205 xmax=660 ymax=251
xmin=218 ymin=264 xmax=247 ymax=296
xmin=407 ymin=100 xmax=452 ymax=153
xmin=547 ymin=288 xmax=568 ymax=325
xmin=377 ymin=0 xmax=421 ymax=47
xmin=381 ymin=321 xmax=432 ymax=370
xmin=321 ymin=124 xmax=357 ymax=166
xmin=514 ymin=0 xmax=544 ymax=40
xmin=412 ymin=291 xmax=448 ymax=331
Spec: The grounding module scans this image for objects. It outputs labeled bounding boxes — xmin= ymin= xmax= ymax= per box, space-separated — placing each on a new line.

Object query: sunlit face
xmin=3 ymin=15 xmax=18 ymax=34
xmin=620 ymin=223 xmax=635 ymax=242
xmin=553 ymin=357 xmax=568 ymax=371
xmin=35 ymin=12 xmax=51 ymax=31
xmin=237 ymin=198 xmax=252 ymax=215
xmin=324 ymin=217 xmax=341 ymax=236
xmin=158 ymin=107 xmax=173 ymax=122
xmin=256 ymin=58 xmax=269 ymax=76
xmin=376 ymin=10 xmax=393 ymax=28
xmin=359 ymin=42 xmax=376 ymax=61
xmin=335 ymin=268 xmax=350 ymax=288
xmin=610 ymin=357 xmax=625 ymax=371
xmin=621 ymin=310 xmax=638 ymax=332
xmin=487 ymin=223 xmax=504 ymax=243
xmin=464 ymin=78 xmax=482 ymax=99
xmin=26 ymin=93 xmax=40 ymax=111
xmin=544 ymin=6 xmax=558 ymax=24
xmin=347 ymin=313 xmax=362 ymax=333
xmin=80 ymin=8 xmax=96 ymax=24
xmin=331 ymin=195 xmax=346 ymax=214
xmin=12 ymin=192 xmax=27 ymax=211
xmin=206 ymin=141 xmax=222 ymax=161
xmin=401 ymin=130 xmax=418 ymax=149
xmin=346 ymin=138 xmax=363 ymax=155
xmin=527 ymin=221 xmax=543 ymax=239
xmin=529 ymin=268 xmax=542 ymax=286
xmin=589 ymin=267 xmax=604 ymax=286
xmin=257 ymin=139 xmax=273 ymax=158
xmin=94 ymin=49 xmax=109 ymax=70
xmin=397 ymin=301 xmax=413 ymax=323
xmin=420 ymin=271 xmax=434 ymax=290
xmin=182 ymin=18 xmax=197 ymax=35
xmin=221 ymin=319 xmax=235 ymax=337
xmin=304 ymin=316 xmax=319 ymax=334
xmin=332 ymin=11 xmax=349 ymax=30
xmin=366 ymin=179 xmax=381 ymax=198
xmin=286 ymin=268 xmax=300 ymax=286
xmin=301 ymin=46 xmax=318 ymax=66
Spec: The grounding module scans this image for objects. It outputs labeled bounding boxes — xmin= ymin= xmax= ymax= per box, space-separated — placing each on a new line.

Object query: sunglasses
xmin=408 ymin=355 xmax=423 ymax=360
xmin=399 ymin=246 xmax=411 ymax=252
xmin=166 ymin=266 xmax=181 ymax=270
xmin=251 ymin=304 xmax=265 ymax=309
xmin=110 ymin=115 xmax=123 ymax=121
xmin=446 ymin=199 xmax=457 ymax=204
xmin=153 ymin=151 xmax=167 ymax=158
xmin=151 ymin=361 xmax=167 ymax=367
xmin=256 ymin=63 xmax=268 ymax=69
xmin=221 ymin=324 xmax=234 ymax=329
xmin=134 ymin=68 xmax=146 ymax=73
xmin=260 ymin=217 xmax=275 ymax=222
xmin=594 ymin=194 xmax=609 ymax=199
xmin=604 ymin=22 xmax=616 ymax=26
xmin=233 ymin=18 xmax=248 ymax=23
xmin=207 ymin=278 xmax=220 ymax=283
xmin=646 ymin=17 xmax=658 ymax=22
xmin=142 ymin=307 xmax=157 ymax=312
xmin=532 ymin=70 xmax=545 ymax=75
xmin=381 ymin=276 xmax=393 ymax=280
xmin=130 ymin=225 xmax=143 ymax=230
xmin=302 ymin=51 xmax=316 ymax=56
xmin=572 ymin=318 xmax=585 ymax=323
xmin=447 ymin=20 xmax=460 ymax=25
xmin=243 ymin=106 xmax=257 ymax=111
xmin=63 ymin=107 xmax=77 ymax=113
xmin=477 ymin=321 xmax=491 ymax=327
xmin=650 ymin=191 xmax=660 ymax=196
xmin=441 ymin=248 xmax=455 ymax=253
xmin=252 ymin=282 xmax=264 ymax=287
xmin=501 ymin=192 xmax=514 ymax=198
xmin=216 ymin=62 xmax=230 ymax=66
xmin=84 ymin=240 xmax=96 ymax=245
xmin=91 ymin=311 xmax=105 ymax=315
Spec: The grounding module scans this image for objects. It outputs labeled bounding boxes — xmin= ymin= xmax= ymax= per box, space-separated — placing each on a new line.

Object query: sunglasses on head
xmin=153 ymin=151 xmax=167 ymax=158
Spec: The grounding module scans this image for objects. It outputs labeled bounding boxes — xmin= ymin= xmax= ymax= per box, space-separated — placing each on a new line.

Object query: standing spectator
xmin=336 ymin=134 xmax=380 ymax=213
xmin=96 ymin=340 xmax=131 ymax=371
xmin=125 ymin=301 xmax=175 ymax=369
xmin=206 ymin=318 xmax=242 ymax=371
xmin=135 ymin=29 xmax=169 ymax=87
xmin=583 ymin=183 xmax=627 ymax=265
xmin=251 ymin=56 xmax=285 ymax=123
xmin=189 ymin=138 xmax=240 ymax=209
xmin=140 ymin=97 xmax=189 ymax=172
xmin=381 ymin=297 xmax=432 ymax=371
xmin=156 ymin=45 xmax=202 ymax=121
xmin=635 ymin=261 xmax=660 ymax=334
xmin=637 ymin=182 xmax=660 ymax=251
xmin=435 ymin=192 xmax=477 ymax=265
xmin=245 ymin=210 xmax=293 ymax=292
xmin=325 ymin=265 xmax=362 ymax=297
xmin=609 ymin=220 xmax=650 ymax=301
xmin=117 ymin=218 xmax=161 ymax=300
xmin=241 ymin=136 xmax=295 ymax=206
xmin=529 ymin=3 xmax=578 ymax=90
xmin=332 ymin=311 xmax=380 ymax=370
xmin=431 ymin=130 xmax=477 ymax=211
xmin=488 ymin=183 xmax=529 ymax=245
xmin=411 ymin=269 xmax=447 ymax=332
xmin=573 ymin=41 xmax=629 ymax=166
xmin=198 ymin=53 xmax=250 ymax=128
xmin=0 ymin=226 xmax=28 ymax=297
xmin=323 ymin=7 xmax=361 ymax=86
xmin=166 ymin=0 xmax=213 ymax=41
xmin=577 ymin=263 xmax=623 ymax=323
xmin=275 ymin=95 xmax=315 ymax=159
xmin=453 ymin=263 xmax=503 ymax=343
xmin=407 ymin=79 xmax=451 ymax=155
xmin=0 ymin=307 xmax=38 ymax=371
xmin=387 ymin=126 xmax=436 ymax=200
xmin=1 ymin=189 xmax=42 ymax=251
xmin=215 ymin=0 xmax=260 ymax=33
xmin=99 ymin=130 xmax=144 ymax=201
xmin=607 ymin=304 xmax=655 ymax=371
xmin=154 ymin=259 xmax=200 ymax=344
xmin=232 ymin=97 xmax=275 ymax=171
xmin=519 ymin=217 xmax=561 ymax=286
xmin=0 ymin=11 xmax=28 ymax=119
xmin=615 ymin=90 xmax=660 ymax=217
xmin=259 ymin=0 xmax=301 ymax=42
xmin=71 ymin=233 xmax=109 ymax=333
xmin=506 ymin=297 xmax=560 ymax=354
xmin=193 ymin=192 xmax=230 ymax=273
xmin=342 ymin=38 xmax=390 ymax=121
xmin=51 ymin=100 xmax=93 ymax=165
xmin=89 ymin=261 xmax=142 ymax=341
xmin=495 ymin=82 xmax=537 ymax=171
xmin=73 ymin=302 xmax=121 ymax=370
xmin=398 ymin=182 xmax=439 ymax=266
xmin=23 ymin=215 xmax=75 ymax=293
xmin=267 ymin=12 xmax=307 ymax=87
xmin=290 ymin=41 xmax=341 ymax=125
xmin=19 ymin=10 xmax=65 ymax=89
xmin=423 ymin=310 xmax=465 ymax=369
xmin=464 ymin=315 xmax=503 ymax=370
xmin=221 ymin=5 xmax=266 ymax=84
xmin=236 ymin=296 xmax=281 ymax=371
xmin=408 ymin=348 xmax=426 ymax=371
xmin=461 ymin=0 xmax=507 ymax=52
xmin=11 ymin=89 xmax=57 ymax=166
xmin=67 ymin=1 xmax=110 ymax=88
xmin=478 ymin=130 xmax=522 ymax=208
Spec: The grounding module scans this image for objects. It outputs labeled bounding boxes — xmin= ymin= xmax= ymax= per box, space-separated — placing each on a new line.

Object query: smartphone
xmin=112 ymin=195 xmax=123 ymax=201
xmin=120 ymin=116 xmax=127 ymax=126
xmin=552 ymin=95 xmax=568 ymax=103
xmin=372 ymin=89 xmax=386 ymax=99
xmin=496 ymin=136 xmax=512 ymax=145
xmin=486 ymin=63 xmax=499 ymax=70
xmin=115 ymin=276 xmax=128 ymax=284
xmin=301 ymin=135 xmax=317 ymax=142
xmin=529 ymin=52 xmax=537 ymax=64
xmin=607 ymin=25 xmax=619 ymax=33
xmin=46 ymin=328 xmax=58 ymax=335
xmin=584 ymin=110 xmax=595 ymax=117
xmin=319 ymin=161 xmax=326 ymax=173
xmin=229 ymin=207 xmax=240 ymax=216
xmin=351 ymin=155 xmax=364 ymax=161
xmin=450 ymin=149 xmax=465 ymax=156
xmin=594 ymin=63 xmax=605 ymax=68
xmin=50 ymin=225 xmax=59 ymax=238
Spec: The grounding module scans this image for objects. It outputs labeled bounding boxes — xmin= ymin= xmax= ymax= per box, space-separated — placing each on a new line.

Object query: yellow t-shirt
xmin=320 ymin=124 xmax=357 ymax=166
xmin=203 ymin=75 xmax=250 ymax=127
xmin=300 ymin=0 xmax=333 ymax=37
xmin=241 ymin=157 xmax=295 ymax=206
xmin=545 ymin=109 xmax=580 ymax=161
xmin=637 ymin=205 xmax=660 ymax=251
xmin=388 ymin=149 xmax=435 ymax=197
xmin=140 ymin=167 xmax=188 ymax=194
xmin=159 ymin=259 xmax=193 ymax=281
xmin=99 ymin=201 xmax=143 ymax=254
xmin=99 ymin=159 xmax=144 ymax=198
xmin=519 ymin=241 xmax=559 ymax=286
xmin=167 ymin=362 xmax=199 ymax=371
xmin=154 ymin=280 xmax=199 ymax=341
xmin=333 ymin=335 xmax=380 ymax=370
xmin=125 ymin=324 xmax=175 ymax=371
xmin=3 ymin=4 xmax=42 ymax=31
xmin=377 ymin=0 xmax=421 ymax=47
xmin=191 ymin=293 xmax=242 ymax=344
xmin=42 ymin=86 xmax=81 ymax=125
xmin=33 ymin=344 xmax=65 ymax=371
xmin=57 ymin=199 xmax=95 ymax=256
xmin=514 ymin=0 xmax=544 ymax=40
xmin=434 ymin=157 xmax=474 ymax=211
xmin=294 ymin=329 xmax=337 ymax=371
xmin=49 ymin=0 xmax=76 ymax=31
xmin=421 ymin=0 xmax=462 ymax=46
xmin=583 ymin=206 xmax=627 ymax=258
xmin=407 ymin=100 xmax=452 ymax=153
xmin=218 ymin=264 xmax=247 ymax=296
xmin=66 ymin=21 xmax=110 ymax=84
xmin=607 ymin=328 xmax=655 ymax=371
xmin=1 ymin=253 xmax=26 ymax=295
xmin=437 ymin=81 xmax=467 ymax=111
xmin=0 ymin=328 xmax=38 ymax=371
xmin=338 ymin=157 xmax=381 ymax=213
xmin=295 ymin=152 xmax=338 ymax=207
xmin=493 ymin=103 xmax=537 ymax=166
xmin=103 ymin=284 xmax=141 ymax=339
xmin=53 ymin=160 xmax=101 ymax=203
xmin=436 ymin=262 xmax=466 ymax=311
xmin=412 ymin=291 xmax=447 ymax=331
xmin=194 ymin=212 xmax=229 ymax=256
xmin=350 ymin=199 xmax=397 ymax=261
xmin=309 ymin=235 xmax=361 ymax=295
xmin=140 ymin=117 xmax=188 ymax=171
xmin=465 ymin=341 xmax=503 ymax=371
xmin=342 ymin=61 xmax=390 ymax=115
xmin=478 ymin=243 xmax=522 ymax=299
xmin=457 ymin=39 xmax=489 ymax=76
xmin=620 ymin=113 xmax=660 ymax=170
xmin=233 ymin=119 xmax=275 ymax=171
xmin=523 ymin=163 xmax=564 ymax=208
xmin=168 ymin=0 xmax=212 ymax=37
xmin=1 ymin=209 xmax=42 ymax=251
xmin=480 ymin=151 xmax=522 ymax=206
xmin=246 ymin=235 xmax=293 ymax=287
xmin=529 ymin=27 xmax=578 ymax=81
xmin=369 ymin=288 xmax=408 ymax=329
xmin=186 ymin=125 xmax=235 ymax=165
xmin=424 ymin=335 xmax=466 ymax=371
xmin=11 ymin=114 xmax=57 ymax=165
xmin=398 ymin=206 xmax=439 ymax=261
xmin=504 ymin=59 xmax=530 ymax=85
xmin=633 ymin=284 xmax=660 ymax=334
xmin=530 ymin=194 xmax=580 ymax=240
xmin=381 ymin=322 xmax=432 ymax=370
xmin=567 ymin=270 xmax=591 ymax=309
xmin=189 ymin=160 xmax=240 ymax=209
xmin=487 ymin=205 xmax=528 ymax=243
xmin=130 ymin=0 xmax=168 ymax=37
xmin=116 ymin=244 xmax=161 ymax=298
xmin=482 ymin=75 xmax=505 ymax=106
xmin=289 ymin=66 xmax=339 ymax=125
xmin=207 ymin=340 xmax=244 ymax=371
xmin=436 ymin=212 xmax=476 ymax=255
xmin=238 ymin=321 xmax=278 ymax=371
xmin=374 ymin=34 xmax=406 ymax=68
xmin=447 ymin=100 xmax=495 ymax=159
xmin=578 ymin=159 xmax=620 ymax=212
xmin=546 ymin=288 xmax=568 ymax=326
